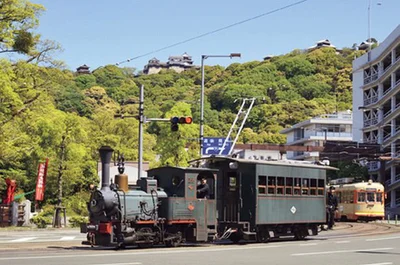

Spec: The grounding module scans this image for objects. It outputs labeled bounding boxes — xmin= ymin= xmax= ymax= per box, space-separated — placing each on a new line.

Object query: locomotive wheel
xmin=137 ymin=227 xmax=154 ymax=248
xmin=229 ymin=233 xmax=241 ymax=244
xmin=294 ymin=231 xmax=307 ymax=240
xmin=166 ymin=232 xmax=182 ymax=247
xmin=256 ymin=233 xmax=269 ymax=243
xmin=256 ymin=227 xmax=269 ymax=243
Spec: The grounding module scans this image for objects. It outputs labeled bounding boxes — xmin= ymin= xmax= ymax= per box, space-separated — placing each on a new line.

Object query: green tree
xmin=0 ymin=0 xmax=44 ymax=54
xmin=156 ymin=102 xmax=198 ymax=166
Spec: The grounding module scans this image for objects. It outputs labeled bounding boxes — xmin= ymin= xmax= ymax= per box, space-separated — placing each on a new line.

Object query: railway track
xmin=317 ymin=221 xmax=399 ymax=239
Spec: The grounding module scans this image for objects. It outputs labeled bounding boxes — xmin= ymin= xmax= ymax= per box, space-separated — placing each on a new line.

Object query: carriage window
xmin=294 ymin=177 xmax=301 ymax=195
xmin=277 ymin=177 xmax=284 ymax=195
xmin=258 ymin=175 xmax=267 ymax=194
xmin=376 ymin=193 xmax=383 ymax=202
xmin=172 ymin=176 xmax=181 ymax=186
xmin=267 ymin=176 xmax=276 ymax=194
xmin=302 ymin=178 xmax=309 ymax=195
xmin=317 ymin=179 xmax=325 ymax=195
xmin=367 ymin=192 xmax=375 ymax=202
xmin=286 ymin=177 xmax=293 ymax=195
xmin=358 ymin=192 xmax=366 ymax=202
xmin=228 ymin=177 xmax=237 ymax=191
xmin=310 ymin=179 xmax=317 ymax=195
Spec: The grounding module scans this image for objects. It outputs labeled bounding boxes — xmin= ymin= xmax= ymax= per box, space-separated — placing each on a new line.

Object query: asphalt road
xmin=0 ymin=223 xmax=399 ymax=265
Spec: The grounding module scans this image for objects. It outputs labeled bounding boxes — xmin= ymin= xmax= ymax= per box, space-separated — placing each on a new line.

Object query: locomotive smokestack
xmin=99 ymin=146 xmax=114 ymax=189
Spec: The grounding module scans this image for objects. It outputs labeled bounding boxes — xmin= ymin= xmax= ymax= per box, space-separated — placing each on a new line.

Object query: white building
xmin=352 ymin=24 xmax=400 ymax=214
xmin=280 ymin=112 xmax=353 ymax=161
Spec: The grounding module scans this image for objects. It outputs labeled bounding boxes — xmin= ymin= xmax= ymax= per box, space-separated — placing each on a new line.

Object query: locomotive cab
xmin=148 ymin=167 xmax=218 ymax=242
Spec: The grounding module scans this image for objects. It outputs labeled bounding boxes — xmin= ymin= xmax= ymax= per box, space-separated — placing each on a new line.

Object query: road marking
xmin=335 ymin=241 xmax=350 ymax=244
xmin=90 ymin=263 xmax=142 ymax=265
xmin=361 ymin=263 xmax=393 ymax=265
xmin=0 ymin=244 xmax=287 ymax=260
xmin=299 ymin=243 xmax=318 ymax=246
xmin=10 ymin=237 xmax=37 ymax=242
xmin=60 ymin=236 xmax=76 ymax=241
xmin=366 ymin=236 xmax=400 ymax=241
xmin=291 ymin=247 xmax=393 ymax=256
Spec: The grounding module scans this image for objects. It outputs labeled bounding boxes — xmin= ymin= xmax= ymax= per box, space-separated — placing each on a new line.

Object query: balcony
xmin=364 ymin=95 xmax=379 ymax=106
xmin=385 ymin=173 xmax=400 ymax=187
xmin=364 ymin=118 xmax=379 ymax=127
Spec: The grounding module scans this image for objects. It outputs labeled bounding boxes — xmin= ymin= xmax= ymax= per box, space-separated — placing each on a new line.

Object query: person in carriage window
xmin=197 ymin=177 xmax=210 ymax=199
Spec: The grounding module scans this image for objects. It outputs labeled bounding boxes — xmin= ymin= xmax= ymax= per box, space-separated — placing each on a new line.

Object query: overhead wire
xmin=115 ymin=0 xmax=308 ymax=66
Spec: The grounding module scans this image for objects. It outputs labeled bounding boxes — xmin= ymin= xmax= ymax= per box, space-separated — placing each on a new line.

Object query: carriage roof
xmin=189 ymin=156 xmax=338 ymax=170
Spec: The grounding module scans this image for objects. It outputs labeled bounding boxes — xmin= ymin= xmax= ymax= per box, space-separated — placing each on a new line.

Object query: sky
xmin=29 ymin=0 xmax=400 ymax=72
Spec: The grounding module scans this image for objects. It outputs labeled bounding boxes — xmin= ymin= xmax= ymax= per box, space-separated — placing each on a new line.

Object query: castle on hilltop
xmin=143 ymin=53 xmax=198 ymax=75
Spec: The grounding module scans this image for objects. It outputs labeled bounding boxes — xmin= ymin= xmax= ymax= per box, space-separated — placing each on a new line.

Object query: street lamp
xmin=199 ymin=53 xmax=241 ymax=156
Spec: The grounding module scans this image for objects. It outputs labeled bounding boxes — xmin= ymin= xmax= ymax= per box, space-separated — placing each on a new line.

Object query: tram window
xmin=286 ymin=177 xmax=293 ymax=195
xmin=310 ymin=179 xmax=317 ymax=195
xmin=294 ymin=177 xmax=301 ymax=195
xmin=377 ymin=193 xmax=383 ymax=202
xmin=277 ymin=177 xmax=284 ymax=195
xmin=336 ymin=192 xmax=341 ymax=203
xmin=258 ymin=175 xmax=267 ymax=194
xmin=317 ymin=179 xmax=325 ymax=195
xmin=267 ymin=176 xmax=276 ymax=195
xmin=367 ymin=192 xmax=375 ymax=202
xmin=301 ymin=178 xmax=309 ymax=195
xmin=349 ymin=191 xmax=354 ymax=203
xmin=358 ymin=192 xmax=366 ymax=202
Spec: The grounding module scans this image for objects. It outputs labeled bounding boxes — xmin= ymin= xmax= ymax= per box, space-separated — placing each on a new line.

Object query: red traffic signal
xmin=179 ymin=116 xmax=193 ymax=124
xmin=170 ymin=116 xmax=192 ymax=124
xmin=170 ymin=116 xmax=192 ymax=131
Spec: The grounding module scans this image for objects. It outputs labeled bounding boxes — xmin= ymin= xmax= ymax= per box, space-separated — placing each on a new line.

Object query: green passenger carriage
xmin=187 ymin=156 xmax=336 ymax=242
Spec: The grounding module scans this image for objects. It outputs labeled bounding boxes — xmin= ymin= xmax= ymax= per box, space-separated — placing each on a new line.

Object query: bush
xmin=64 ymin=192 xmax=90 ymax=216
xmin=68 ymin=216 xmax=88 ymax=228
xmin=30 ymin=214 xmax=52 ymax=228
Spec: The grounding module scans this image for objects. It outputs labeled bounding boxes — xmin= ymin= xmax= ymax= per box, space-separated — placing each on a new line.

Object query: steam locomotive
xmin=81 ymin=146 xmax=335 ymax=247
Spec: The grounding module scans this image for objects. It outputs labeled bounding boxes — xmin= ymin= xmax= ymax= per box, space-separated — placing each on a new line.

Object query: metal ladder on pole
xmin=219 ymin=98 xmax=256 ymax=156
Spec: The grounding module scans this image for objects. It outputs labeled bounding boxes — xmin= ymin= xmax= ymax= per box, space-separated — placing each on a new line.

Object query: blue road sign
xmin=203 ymin=137 xmax=231 ymax=156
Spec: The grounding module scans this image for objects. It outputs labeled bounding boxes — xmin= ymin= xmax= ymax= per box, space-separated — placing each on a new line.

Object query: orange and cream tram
xmin=332 ymin=179 xmax=385 ymax=222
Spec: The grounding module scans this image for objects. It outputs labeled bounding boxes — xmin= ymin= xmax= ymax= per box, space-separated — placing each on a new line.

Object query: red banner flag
xmin=35 ymin=158 xmax=49 ymax=201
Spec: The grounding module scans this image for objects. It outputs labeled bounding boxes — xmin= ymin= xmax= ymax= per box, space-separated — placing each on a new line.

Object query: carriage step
xmin=242 ymin=231 xmax=257 ymax=240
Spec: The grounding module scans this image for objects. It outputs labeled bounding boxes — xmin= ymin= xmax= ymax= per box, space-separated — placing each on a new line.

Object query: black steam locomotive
xmin=81 ymin=146 xmax=334 ymax=247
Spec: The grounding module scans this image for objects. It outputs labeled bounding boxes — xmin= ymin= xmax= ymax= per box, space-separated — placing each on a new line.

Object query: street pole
xmin=199 ymin=53 xmax=241 ymax=157
xmin=138 ymin=85 xmax=144 ymax=179
xmin=200 ymin=56 xmax=205 ymax=157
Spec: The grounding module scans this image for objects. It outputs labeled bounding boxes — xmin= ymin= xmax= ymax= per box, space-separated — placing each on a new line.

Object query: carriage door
xmin=223 ymin=171 xmax=240 ymax=222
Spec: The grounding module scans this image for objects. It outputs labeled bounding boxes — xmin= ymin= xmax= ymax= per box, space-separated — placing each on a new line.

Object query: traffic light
xmin=170 ymin=116 xmax=192 ymax=131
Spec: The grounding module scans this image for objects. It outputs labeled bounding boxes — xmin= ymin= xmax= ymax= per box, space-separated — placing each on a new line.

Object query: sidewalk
xmin=374 ymin=219 xmax=400 ymax=226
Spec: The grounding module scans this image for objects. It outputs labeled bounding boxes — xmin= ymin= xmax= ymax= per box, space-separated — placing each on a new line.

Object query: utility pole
xmin=138 ymin=85 xmax=144 ymax=179
xmin=116 ymin=85 xmax=192 ymax=178
xmin=53 ymin=135 xmax=67 ymax=228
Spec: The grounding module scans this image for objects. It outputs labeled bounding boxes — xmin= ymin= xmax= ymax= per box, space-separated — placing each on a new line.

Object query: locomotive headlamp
xmin=229 ymin=162 xmax=238 ymax=169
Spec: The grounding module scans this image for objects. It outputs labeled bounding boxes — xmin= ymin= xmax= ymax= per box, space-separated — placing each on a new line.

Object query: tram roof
xmin=333 ymin=181 xmax=384 ymax=189
xmin=189 ymin=156 xmax=338 ymax=170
